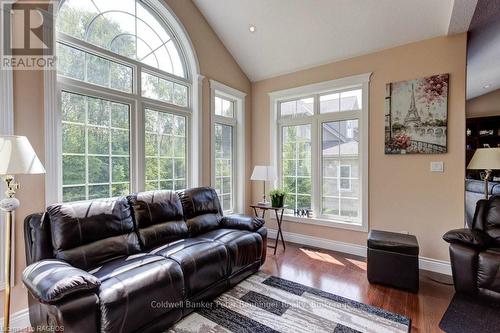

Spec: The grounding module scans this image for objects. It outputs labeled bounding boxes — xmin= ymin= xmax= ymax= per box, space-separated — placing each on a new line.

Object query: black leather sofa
xmin=22 ymin=187 xmax=267 ymax=332
xmin=443 ymin=195 xmax=500 ymax=302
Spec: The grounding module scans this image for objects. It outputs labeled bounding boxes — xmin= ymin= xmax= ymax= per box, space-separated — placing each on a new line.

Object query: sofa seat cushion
xmin=149 ymin=239 xmax=228 ymax=297
xmin=478 ymin=249 xmax=500 ymax=295
xmin=198 ymin=229 xmax=264 ymax=274
xmin=89 ymin=254 xmax=184 ymax=333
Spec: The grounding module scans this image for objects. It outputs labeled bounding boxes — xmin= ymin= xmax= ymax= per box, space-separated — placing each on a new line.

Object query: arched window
xmin=54 ymin=0 xmax=198 ymax=202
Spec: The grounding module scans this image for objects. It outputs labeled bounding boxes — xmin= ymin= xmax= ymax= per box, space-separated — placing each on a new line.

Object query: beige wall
xmin=251 ymin=34 xmax=467 ymax=262
xmin=467 ymin=88 xmax=500 ymax=118
xmin=5 ymin=0 xmax=251 ymax=314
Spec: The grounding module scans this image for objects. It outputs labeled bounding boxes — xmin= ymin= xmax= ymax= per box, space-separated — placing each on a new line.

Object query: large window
xmin=272 ymin=74 xmax=370 ymax=229
xmin=144 ymin=109 xmax=186 ymax=191
xmin=321 ymin=119 xmax=359 ymax=219
xmin=61 ymin=92 xmax=131 ymax=201
xmin=282 ymin=124 xmax=312 ymax=212
xmin=55 ymin=0 xmax=195 ymax=202
xmin=214 ymin=121 xmax=233 ymax=211
xmin=210 ymin=81 xmax=246 ymax=214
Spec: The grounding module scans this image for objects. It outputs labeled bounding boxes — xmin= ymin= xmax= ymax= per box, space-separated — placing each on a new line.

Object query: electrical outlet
xmin=430 ymin=161 xmax=444 ymax=172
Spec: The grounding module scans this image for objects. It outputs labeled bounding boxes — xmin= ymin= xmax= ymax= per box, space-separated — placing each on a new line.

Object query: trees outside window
xmin=56 ymin=0 xmax=192 ymax=202
xmin=61 ymin=92 xmax=131 ymax=201
xmin=281 ymin=124 xmax=312 ymax=214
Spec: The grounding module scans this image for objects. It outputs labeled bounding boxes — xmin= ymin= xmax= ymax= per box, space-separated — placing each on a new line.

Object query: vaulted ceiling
xmin=193 ymin=0 xmax=477 ymax=82
xmin=467 ymin=0 xmax=500 ymax=99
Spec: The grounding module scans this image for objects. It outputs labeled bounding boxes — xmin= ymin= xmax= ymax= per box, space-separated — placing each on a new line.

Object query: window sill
xmin=269 ymin=214 xmax=368 ymax=232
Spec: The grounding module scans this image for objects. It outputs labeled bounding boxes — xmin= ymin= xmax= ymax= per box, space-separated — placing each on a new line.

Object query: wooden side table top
xmin=250 ymin=204 xmax=288 ymax=211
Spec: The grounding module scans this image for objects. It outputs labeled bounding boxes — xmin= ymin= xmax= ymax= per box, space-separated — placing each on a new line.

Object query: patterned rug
xmin=168 ymin=272 xmax=411 ymax=333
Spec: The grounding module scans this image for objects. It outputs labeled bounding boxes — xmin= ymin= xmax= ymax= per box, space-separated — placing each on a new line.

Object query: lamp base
xmin=1 ymin=209 xmax=13 ymax=333
xmin=1 ymin=175 xmax=17 ymax=333
xmin=482 ymin=169 xmax=493 ymax=200
xmin=257 ymin=200 xmax=271 ymax=206
xmin=0 ymin=197 xmax=20 ymax=212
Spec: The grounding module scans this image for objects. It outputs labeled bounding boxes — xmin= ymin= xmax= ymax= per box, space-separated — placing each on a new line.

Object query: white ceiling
xmin=466 ymin=0 xmax=500 ymax=100
xmin=193 ymin=0 xmax=474 ymax=82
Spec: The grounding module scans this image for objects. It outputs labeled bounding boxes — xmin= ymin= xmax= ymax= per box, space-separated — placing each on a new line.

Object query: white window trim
xmin=0 ymin=49 xmax=14 ymax=289
xmin=44 ymin=0 xmax=203 ymax=205
xmin=269 ymin=73 xmax=371 ymax=232
xmin=338 ymin=165 xmax=352 ymax=192
xmin=209 ymin=80 xmax=246 ymax=214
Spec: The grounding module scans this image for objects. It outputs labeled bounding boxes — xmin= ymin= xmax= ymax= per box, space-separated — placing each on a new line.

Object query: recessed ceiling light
xmin=249 ymin=25 xmax=256 ymax=33
xmin=483 ymin=84 xmax=491 ymax=89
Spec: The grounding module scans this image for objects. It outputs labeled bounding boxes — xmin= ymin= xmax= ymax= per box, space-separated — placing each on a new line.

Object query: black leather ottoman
xmin=367 ymin=230 xmax=419 ymax=292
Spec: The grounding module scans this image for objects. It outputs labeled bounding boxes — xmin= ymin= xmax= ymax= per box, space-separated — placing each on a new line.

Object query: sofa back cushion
xmin=485 ymin=196 xmax=500 ymax=245
xmin=178 ymin=187 xmax=222 ymax=235
xmin=127 ymin=190 xmax=188 ymax=250
xmin=47 ymin=198 xmax=141 ymax=270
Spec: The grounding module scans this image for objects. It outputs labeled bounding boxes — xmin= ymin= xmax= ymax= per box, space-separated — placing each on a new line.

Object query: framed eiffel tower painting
xmin=385 ymin=74 xmax=449 ymax=154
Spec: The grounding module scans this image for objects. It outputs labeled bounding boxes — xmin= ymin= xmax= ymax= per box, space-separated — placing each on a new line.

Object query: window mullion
xmin=134 ymin=101 xmax=145 ymax=193
xmin=312 ymin=96 xmax=320 ymax=218
xmin=214 ymin=115 xmax=236 ymax=126
xmin=108 ymin=107 xmax=113 ymax=197
xmin=231 ymin=124 xmax=235 ymax=212
xmin=84 ymin=97 xmax=89 ymax=200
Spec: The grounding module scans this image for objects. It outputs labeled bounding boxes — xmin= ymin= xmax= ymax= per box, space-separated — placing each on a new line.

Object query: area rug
xmin=168 ymin=272 xmax=411 ymax=333
xmin=439 ymin=293 xmax=500 ymax=333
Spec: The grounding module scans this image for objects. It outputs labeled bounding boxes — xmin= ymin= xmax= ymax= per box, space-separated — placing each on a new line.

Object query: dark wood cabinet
xmin=466 ymin=116 xmax=500 ymax=179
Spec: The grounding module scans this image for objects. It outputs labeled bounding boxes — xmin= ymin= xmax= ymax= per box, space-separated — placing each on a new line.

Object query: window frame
xmin=59 ymin=89 xmax=136 ymax=201
xmin=338 ymin=165 xmax=352 ymax=192
xmin=210 ymin=80 xmax=246 ymax=215
xmin=45 ymin=0 xmax=202 ymax=204
xmin=279 ymin=121 xmax=313 ymax=214
xmin=269 ymin=73 xmax=371 ymax=232
xmin=0 ymin=49 xmax=14 ymax=290
xmin=213 ymin=122 xmax=235 ymax=213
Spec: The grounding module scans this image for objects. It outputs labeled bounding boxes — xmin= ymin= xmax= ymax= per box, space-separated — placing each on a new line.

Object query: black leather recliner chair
xmin=22 ymin=187 xmax=267 ymax=332
xmin=443 ymin=195 xmax=500 ymax=302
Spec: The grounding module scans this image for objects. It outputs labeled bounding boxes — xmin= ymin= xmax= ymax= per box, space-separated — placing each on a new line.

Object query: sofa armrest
xmin=22 ymin=259 xmax=101 ymax=304
xmin=443 ymin=228 xmax=491 ymax=249
xmin=221 ymin=214 xmax=265 ymax=231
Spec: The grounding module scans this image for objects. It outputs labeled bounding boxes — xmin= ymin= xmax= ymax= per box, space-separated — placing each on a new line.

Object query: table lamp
xmin=0 ymin=136 xmax=45 ymax=332
xmin=467 ymin=148 xmax=500 ymax=199
xmin=251 ymin=165 xmax=277 ymax=205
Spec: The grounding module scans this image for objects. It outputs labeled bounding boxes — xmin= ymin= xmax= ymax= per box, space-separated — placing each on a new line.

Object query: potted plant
xmin=269 ymin=189 xmax=287 ymax=208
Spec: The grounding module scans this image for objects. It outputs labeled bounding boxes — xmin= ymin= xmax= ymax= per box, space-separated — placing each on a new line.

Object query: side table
xmin=250 ymin=204 xmax=287 ymax=255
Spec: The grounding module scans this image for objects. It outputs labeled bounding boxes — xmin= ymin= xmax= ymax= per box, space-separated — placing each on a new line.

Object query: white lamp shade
xmin=0 ymin=136 xmax=45 ymax=175
xmin=467 ymin=148 xmax=500 ymax=170
xmin=250 ymin=165 xmax=277 ymax=181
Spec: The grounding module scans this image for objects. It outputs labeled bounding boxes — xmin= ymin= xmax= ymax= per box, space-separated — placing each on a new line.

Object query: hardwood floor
xmin=261 ymin=241 xmax=455 ymax=333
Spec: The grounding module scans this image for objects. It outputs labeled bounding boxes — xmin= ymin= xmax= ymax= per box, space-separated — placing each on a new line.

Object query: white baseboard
xmin=0 ymin=308 xmax=30 ymax=331
xmin=267 ymin=229 xmax=452 ymax=276
xmin=418 ymin=257 xmax=452 ymax=275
